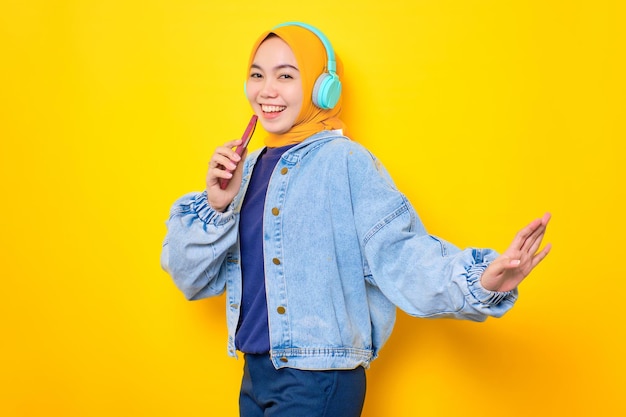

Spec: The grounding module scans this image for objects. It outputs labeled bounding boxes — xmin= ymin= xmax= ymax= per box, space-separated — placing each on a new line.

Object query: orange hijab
xmin=247 ymin=24 xmax=346 ymax=148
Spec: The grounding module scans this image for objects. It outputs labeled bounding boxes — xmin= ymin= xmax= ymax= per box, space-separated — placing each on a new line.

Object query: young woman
xmin=161 ymin=22 xmax=551 ymax=417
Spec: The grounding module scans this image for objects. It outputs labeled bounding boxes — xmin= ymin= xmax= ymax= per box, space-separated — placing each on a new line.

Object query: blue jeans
xmin=239 ymin=354 xmax=366 ymax=417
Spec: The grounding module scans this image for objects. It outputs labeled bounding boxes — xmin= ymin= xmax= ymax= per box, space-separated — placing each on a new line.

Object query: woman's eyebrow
xmin=250 ymin=63 xmax=299 ymax=72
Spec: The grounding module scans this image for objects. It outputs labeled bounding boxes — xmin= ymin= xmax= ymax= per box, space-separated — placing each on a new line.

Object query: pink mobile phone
xmin=219 ymin=115 xmax=258 ymax=190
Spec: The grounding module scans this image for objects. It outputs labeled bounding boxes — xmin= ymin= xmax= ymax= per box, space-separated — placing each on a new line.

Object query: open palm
xmin=480 ymin=213 xmax=552 ymax=292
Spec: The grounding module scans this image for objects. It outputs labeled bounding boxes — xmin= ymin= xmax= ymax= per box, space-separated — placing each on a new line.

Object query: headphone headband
xmin=272 ymin=21 xmax=342 ymax=109
xmin=273 ymin=21 xmax=337 ymax=74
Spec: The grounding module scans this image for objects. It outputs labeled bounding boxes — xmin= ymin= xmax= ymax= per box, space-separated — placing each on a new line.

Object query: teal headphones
xmin=246 ymin=22 xmax=342 ymax=110
xmin=274 ymin=22 xmax=342 ymax=109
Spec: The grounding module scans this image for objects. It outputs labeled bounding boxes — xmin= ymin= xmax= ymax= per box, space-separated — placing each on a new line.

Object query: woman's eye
xmin=279 ymin=74 xmax=293 ymax=79
xmin=249 ymin=73 xmax=262 ymax=79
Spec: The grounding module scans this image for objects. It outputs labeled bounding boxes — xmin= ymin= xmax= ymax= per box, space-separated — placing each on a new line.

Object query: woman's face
xmin=246 ymin=36 xmax=304 ymax=135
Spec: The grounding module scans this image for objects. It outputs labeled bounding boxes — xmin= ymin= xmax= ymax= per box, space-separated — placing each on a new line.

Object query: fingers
xmin=511 ymin=213 xmax=552 ymax=275
xmin=228 ymin=148 xmax=248 ymax=187
xmin=210 ymin=141 xmax=243 ymax=168
xmin=530 ymin=242 xmax=552 ymax=270
xmin=522 ymin=213 xmax=551 ymax=254
xmin=484 ymin=214 xmax=552 ymax=291
xmin=512 ymin=212 xmax=551 ymax=254
xmin=205 ymin=140 xmax=246 ymax=212
xmin=508 ymin=259 xmax=522 ymax=268
xmin=207 ymin=140 xmax=243 ymax=184
xmin=504 ymin=213 xmax=551 ymax=272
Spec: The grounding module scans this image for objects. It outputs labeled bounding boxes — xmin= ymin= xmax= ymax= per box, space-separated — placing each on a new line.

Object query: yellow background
xmin=2 ymin=1 xmax=624 ymax=416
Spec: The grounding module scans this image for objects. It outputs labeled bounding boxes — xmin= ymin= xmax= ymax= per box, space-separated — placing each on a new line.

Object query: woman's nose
xmin=259 ymin=79 xmax=278 ymax=98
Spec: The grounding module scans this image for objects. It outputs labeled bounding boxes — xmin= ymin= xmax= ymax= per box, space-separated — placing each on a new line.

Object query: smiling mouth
xmin=261 ymin=105 xmax=286 ymax=113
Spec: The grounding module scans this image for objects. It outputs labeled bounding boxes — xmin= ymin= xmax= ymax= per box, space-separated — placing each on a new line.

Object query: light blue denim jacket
xmin=160 ymin=130 xmax=517 ymax=370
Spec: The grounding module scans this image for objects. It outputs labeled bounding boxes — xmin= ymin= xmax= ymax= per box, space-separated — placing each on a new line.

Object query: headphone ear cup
xmin=312 ymin=73 xmax=342 ymax=109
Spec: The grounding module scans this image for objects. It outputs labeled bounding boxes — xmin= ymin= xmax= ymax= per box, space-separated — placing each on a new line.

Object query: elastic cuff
xmin=193 ymin=191 xmax=234 ymax=225
xmin=466 ymin=263 xmax=514 ymax=305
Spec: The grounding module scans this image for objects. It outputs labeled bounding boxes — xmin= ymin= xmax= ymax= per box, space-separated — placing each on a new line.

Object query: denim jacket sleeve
xmin=160 ymin=191 xmax=238 ymax=300
xmin=347 ymin=146 xmax=517 ymax=321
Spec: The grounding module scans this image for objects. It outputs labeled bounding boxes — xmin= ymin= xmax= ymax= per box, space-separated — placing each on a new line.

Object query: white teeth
xmin=262 ymin=105 xmax=286 ymax=113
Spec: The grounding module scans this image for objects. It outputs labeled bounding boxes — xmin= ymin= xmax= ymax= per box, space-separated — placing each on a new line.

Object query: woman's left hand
xmin=480 ymin=213 xmax=552 ymax=292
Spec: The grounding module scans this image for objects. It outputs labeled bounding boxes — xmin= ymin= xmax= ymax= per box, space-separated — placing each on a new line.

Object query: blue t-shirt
xmin=235 ymin=145 xmax=294 ymax=353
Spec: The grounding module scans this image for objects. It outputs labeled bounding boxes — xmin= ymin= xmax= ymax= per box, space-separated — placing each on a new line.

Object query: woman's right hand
xmin=206 ymin=139 xmax=248 ymax=212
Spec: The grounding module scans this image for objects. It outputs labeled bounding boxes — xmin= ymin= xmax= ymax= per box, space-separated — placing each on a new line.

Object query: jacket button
xmin=272 ymin=258 xmax=281 ymax=265
xmin=277 ymin=306 xmax=286 ymax=314
xmin=272 ymin=207 xmax=280 ymax=216
xmin=280 ymin=167 xmax=288 ymax=175
xmin=280 ymin=357 xmax=288 ymax=363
